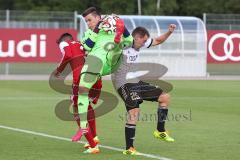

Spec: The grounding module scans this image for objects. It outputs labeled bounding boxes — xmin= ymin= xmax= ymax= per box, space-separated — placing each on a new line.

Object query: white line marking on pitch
xmin=0 ymin=125 xmax=172 ymax=160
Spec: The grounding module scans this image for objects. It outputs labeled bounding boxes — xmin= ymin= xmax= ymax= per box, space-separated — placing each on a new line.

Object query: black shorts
xmin=117 ymin=81 xmax=163 ymax=111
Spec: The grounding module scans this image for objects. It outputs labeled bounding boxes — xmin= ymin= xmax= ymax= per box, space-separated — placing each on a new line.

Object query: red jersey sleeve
xmin=57 ymin=41 xmax=72 ymax=73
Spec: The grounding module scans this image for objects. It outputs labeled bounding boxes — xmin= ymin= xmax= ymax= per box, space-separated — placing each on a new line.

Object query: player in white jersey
xmin=112 ymin=24 xmax=176 ymax=155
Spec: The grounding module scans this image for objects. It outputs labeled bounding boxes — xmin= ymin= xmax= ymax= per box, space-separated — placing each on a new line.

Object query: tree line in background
xmin=0 ymin=0 xmax=239 ymax=18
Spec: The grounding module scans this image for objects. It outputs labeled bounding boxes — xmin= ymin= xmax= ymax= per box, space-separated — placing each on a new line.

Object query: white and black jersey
xmin=112 ymin=38 xmax=153 ymax=90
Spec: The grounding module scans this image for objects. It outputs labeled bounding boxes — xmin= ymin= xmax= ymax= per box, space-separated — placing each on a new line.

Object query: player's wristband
xmin=83 ymin=32 xmax=98 ymax=50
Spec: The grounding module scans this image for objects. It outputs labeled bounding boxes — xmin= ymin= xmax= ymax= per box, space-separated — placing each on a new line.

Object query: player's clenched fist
xmin=168 ymin=24 xmax=176 ymax=33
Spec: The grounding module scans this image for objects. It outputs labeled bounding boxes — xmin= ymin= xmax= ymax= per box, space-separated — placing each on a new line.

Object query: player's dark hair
xmin=82 ymin=7 xmax=101 ymax=17
xmin=132 ymin=27 xmax=150 ymax=38
xmin=56 ymin=33 xmax=73 ymax=44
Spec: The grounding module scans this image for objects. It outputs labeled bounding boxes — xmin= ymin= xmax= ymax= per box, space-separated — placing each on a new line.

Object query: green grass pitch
xmin=0 ymin=80 xmax=240 ymax=160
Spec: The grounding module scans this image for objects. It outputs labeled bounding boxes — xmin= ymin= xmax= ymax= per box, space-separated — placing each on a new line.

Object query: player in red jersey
xmin=54 ymin=33 xmax=101 ymax=153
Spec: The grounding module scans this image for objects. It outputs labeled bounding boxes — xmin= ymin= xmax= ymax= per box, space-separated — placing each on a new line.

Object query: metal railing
xmin=0 ymin=10 xmax=77 ymax=75
xmin=203 ymin=13 xmax=240 ymax=30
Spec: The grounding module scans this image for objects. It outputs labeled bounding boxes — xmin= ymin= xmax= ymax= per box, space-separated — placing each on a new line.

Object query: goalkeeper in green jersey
xmin=74 ymin=7 xmax=133 ymax=142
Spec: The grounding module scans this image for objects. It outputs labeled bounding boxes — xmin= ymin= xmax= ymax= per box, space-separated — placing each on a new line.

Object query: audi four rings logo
xmin=208 ymin=33 xmax=240 ymax=61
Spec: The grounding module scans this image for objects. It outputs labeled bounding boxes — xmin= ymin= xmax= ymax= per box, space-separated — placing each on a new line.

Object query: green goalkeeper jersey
xmin=82 ymin=28 xmax=133 ymax=75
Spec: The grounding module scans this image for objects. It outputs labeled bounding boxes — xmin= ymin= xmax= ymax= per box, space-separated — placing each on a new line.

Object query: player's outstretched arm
xmin=151 ymin=24 xmax=176 ymax=46
xmin=54 ymin=42 xmax=71 ymax=77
